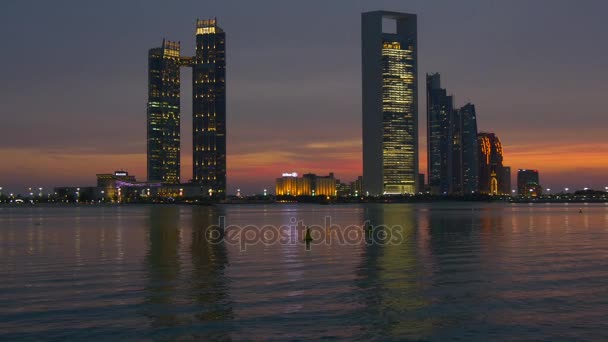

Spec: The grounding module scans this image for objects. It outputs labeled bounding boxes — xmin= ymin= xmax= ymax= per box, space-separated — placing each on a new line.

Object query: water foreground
xmin=1 ymin=203 xmax=607 ymax=340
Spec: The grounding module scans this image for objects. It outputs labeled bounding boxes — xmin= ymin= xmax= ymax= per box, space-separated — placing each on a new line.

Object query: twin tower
xmin=146 ymin=19 xmax=226 ymax=197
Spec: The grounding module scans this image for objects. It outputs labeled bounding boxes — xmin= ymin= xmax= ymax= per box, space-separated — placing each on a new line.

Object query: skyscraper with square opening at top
xmin=362 ymin=11 xmax=418 ymax=195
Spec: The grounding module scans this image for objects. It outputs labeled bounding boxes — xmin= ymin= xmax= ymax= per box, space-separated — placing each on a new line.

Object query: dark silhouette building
xmin=459 ymin=103 xmax=479 ymax=194
xmin=500 ymin=166 xmax=511 ymax=195
xmin=362 ymin=11 xmax=418 ymax=195
xmin=426 ymin=73 xmax=453 ymax=195
xmin=146 ymin=19 xmax=227 ymax=198
xmin=517 ymin=169 xmax=541 ymax=196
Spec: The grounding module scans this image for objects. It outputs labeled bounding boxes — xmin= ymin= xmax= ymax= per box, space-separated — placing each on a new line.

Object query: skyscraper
xmin=362 ymin=11 xmax=418 ymax=195
xmin=147 ymin=40 xmax=182 ymax=184
xmin=426 ymin=73 xmax=453 ymax=195
xmin=460 ymin=103 xmax=479 ymax=194
xmin=146 ymin=19 xmax=227 ymax=197
xmin=192 ymin=19 xmax=227 ymax=198
xmin=477 ymin=132 xmax=504 ymax=194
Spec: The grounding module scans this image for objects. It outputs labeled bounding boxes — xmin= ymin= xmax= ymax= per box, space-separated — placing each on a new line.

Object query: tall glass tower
xmin=426 ymin=73 xmax=453 ymax=195
xmin=193 ymin=19 xmax=226 ymax=198
xmin=362 ymin=11 xmax=418 ymax=195
xmin=147 ymin=40 xmax=182 ymax=184
xmin=146 ymin=19 xmax=227 ymax=198
xmin=460 ymin=103 xmax=479 ymax=194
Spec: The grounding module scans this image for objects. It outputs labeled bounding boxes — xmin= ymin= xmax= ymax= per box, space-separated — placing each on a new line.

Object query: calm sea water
xmin=1 ymin=203 xmax=608 ymax=341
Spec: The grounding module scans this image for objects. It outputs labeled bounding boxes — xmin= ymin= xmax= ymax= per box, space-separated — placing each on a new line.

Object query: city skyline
xmin=2 ymin=0 xmax=608 ymax=194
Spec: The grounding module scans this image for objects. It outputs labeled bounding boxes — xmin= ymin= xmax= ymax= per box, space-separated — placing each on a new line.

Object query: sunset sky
xmin=1 ymin=0 xmax=607 ymax=194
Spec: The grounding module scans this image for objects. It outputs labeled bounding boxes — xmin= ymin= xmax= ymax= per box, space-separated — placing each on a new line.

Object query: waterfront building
xmin=518 ymin=169 xmax=542 ymax=196
xmin=460 ymin=103 xmax=479 ymax=194
xmin=500 ymin=166 xmax=511 ymax=195
xmin=417 ymin=173 xmax=425 ymax=193
xmin=147 ymin=40 xmax=182 ymax=184
xmin=192 ymin=19 xmax=227 ymax=198
xmin=362 ymin=11 xmax=418 ymax=195
xmin=350 ymin=176 xmax=363 ymax=197
xmin=477 ymin=132 xmax=506 ymax=194
xmin=147 ymin=19 xmax=227 ymax=198
xmin=426 ymin=73 xmax=453 ymax=195
xmin=275 ymin=172 xmax=336 ymax=197
xmin=336 ymin=181 xmax=352 ymax=197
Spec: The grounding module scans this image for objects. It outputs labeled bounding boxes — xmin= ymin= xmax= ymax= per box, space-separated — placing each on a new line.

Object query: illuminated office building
xmin=362 ymin=11 xmax=418 ymax=195
xmin=146 ymin=19 xmax=227 ymax=198
xmin=192 ymin=19 xmax=227 ymax=197
xmin=477 ymin=132 xmax=505 ymax=194
xmin=426 ymin=73 xmax=453 ymax=195
xmin=147 ymin=40 xmax=182 ymax=184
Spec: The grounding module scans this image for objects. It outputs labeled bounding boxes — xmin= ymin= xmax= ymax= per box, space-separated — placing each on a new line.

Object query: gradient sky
xmin=1 ymin=0 xmax=607 ymax=195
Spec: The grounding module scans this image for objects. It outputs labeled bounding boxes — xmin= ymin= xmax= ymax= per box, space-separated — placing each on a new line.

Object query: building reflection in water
xmin=144 ymin=206 xmax=182 ymax=327
xmin=190 ymin=206 xmax=233 ymax=325
xmin=143 ymin=205 xmax=232 ymax=338
xmin=357 ymin=204 xmax=433 ymax=339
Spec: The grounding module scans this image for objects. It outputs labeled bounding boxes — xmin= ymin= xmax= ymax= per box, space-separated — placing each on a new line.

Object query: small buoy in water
xmin=305 ymin=227 xmax=313 ymax=242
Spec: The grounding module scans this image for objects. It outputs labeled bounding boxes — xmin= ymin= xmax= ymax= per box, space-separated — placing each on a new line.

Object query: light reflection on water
xmin=1 ymin=203 xmax=607 ymax=340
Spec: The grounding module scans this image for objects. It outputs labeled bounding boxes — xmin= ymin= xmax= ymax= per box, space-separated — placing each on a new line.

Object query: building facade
xmin=460 ymin=103 xmax=479 ymax=194
xmin=500 ymin=166 xmax=511 ymax=195
xmin=477 ymin=132 xmax=506 ymax=195
xmin=192 ymin=19 xmax=227 ymax=198
xmin=147 ymin=40 xmax=182 ymax=184
xmin=146 ymin=19 xmax=227 ymax=198
xmin=517 ymin=169 xmax=541 ymax=196
xmin=362 ymin=11 xmax=418 ymax=195
xmin=426 ymin=73 xmax=453 ymax=195
xmin=275 ymin=173 xmax=336 ymax=197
